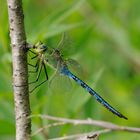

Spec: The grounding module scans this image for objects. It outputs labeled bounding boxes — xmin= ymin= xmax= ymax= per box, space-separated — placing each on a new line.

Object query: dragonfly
xmin=28 ymin=40 xmax=128 ymax=120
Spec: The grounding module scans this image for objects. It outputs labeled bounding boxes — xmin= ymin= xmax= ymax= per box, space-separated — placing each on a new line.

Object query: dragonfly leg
xmin=29 ymin=62 xmax=43 ymax=84
xmin=28 ymin=49 xmax=38 ymax=58
xmin=43 ymin=62 xmax=48 ymax=80
xmin=29 ymin=63 xmax=48 ymax=93
xmin=29 ymin=79 xmax=48 ymax=93
xmin=28 ymin=49 xmax=36 ymax=54
xmin=28 ymin=59 xmax=39 ymax=73
xmin=31 ymin=55 xmax=38 ymax=59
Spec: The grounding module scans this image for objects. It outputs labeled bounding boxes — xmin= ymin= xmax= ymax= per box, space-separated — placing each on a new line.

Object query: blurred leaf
xmin=0 ymin=101 xmax=14 ymax=122
xmin=1 ymin=53 xmax=12 ymax=63
xmin=28 ymin=0 xmax=85 ymax=41
xmin=0 ymin=0 xmax=9 ymax=52
xmin=49 ymin=0 xmax=85 ymax=25
xmin=68 ymin=88 xmax=90 ymax=113
xmin=30 ymin=22 xmax=84 ymax=42
xmin=0 ymin=119 xmax=15 ymax=135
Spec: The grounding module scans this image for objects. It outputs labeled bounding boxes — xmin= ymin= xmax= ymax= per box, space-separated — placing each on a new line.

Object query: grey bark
xmin=7 ymin=0 xmax=31 ymax=140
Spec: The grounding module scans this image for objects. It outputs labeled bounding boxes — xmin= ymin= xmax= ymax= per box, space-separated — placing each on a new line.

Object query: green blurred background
xmin=0 ymin=0 xmax=140 ymax=139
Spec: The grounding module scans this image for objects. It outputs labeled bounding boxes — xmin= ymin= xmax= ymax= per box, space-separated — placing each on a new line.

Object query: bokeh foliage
xmin=0 ymin=0 xmax=140 ymax=139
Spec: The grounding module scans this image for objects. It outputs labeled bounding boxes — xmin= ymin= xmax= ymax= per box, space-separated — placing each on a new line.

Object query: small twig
xmin=30 ymin=114 xmax=140 ymax=133
xmin=32 ymin=122 xmax=67 ymax=136
xmin=48 ymin=129 xmax=111 ymax=140
xmin=87 ymin=133 xmax=98 ymax=139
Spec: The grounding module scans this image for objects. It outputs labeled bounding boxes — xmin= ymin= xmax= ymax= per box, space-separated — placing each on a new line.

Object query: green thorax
xmin=34 ymin=42 xmax=67 ymax=71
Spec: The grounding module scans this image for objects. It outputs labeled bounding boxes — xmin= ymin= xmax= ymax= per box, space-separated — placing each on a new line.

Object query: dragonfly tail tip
xmin=121 ymin=115 xmax=128 ymax=120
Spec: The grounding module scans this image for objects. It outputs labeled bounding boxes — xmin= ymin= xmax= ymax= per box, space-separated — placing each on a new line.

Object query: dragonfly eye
xmin=33 ymin=45 xmax=36 ymax=49
xmin=40 ymin=45 xmax=47 ymax=52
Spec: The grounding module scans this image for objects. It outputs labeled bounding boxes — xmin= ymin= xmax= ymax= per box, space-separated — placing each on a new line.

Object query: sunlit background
xmin=0 ymin=0 xmax=140 ymax=139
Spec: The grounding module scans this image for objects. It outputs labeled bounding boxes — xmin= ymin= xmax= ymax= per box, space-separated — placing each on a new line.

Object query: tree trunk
xmin=7 ymin=0 xmax=31 ymax=139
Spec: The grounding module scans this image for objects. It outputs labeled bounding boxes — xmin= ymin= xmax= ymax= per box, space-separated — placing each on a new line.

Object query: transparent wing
xmin=56 ymin=32 xmax=75 ymax=56
xmin=56 ymin=32 xmax=70 ymax=49
xmin=66 ymin=58 xmax=83 ymax=77
xmin=48 ymin=71 xmax=72 ymax=94
xmin=56 ymin=32 xmax=67 ymax=50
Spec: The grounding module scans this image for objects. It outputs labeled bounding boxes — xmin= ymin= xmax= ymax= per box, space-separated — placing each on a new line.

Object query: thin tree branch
xmin=48 ymin=129 xmax=111 ymax=140
xmin=30 ymin=114 xmax=140 ymax=133
xmin=32 ymin=122 xmax=67 ymax=137
xmin=7 ymin=0 xmax=31 ymax=140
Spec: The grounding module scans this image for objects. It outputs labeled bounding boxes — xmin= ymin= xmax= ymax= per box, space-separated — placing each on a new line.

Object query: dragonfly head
xmin=33 ymin=41 xmax=47 ymax=54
